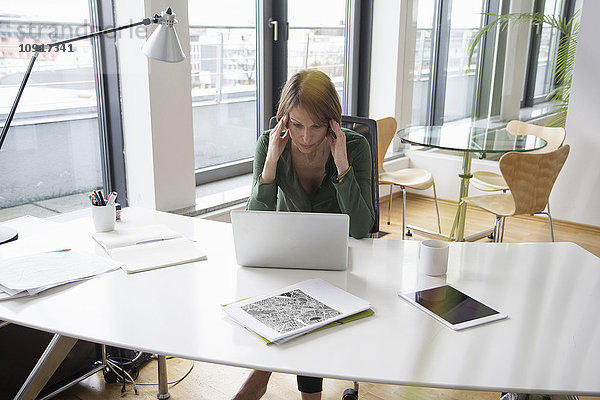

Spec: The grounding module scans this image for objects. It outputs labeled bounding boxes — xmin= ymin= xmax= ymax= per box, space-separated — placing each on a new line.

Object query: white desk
xmin=0 ymin=207 xmax=599 ymax=398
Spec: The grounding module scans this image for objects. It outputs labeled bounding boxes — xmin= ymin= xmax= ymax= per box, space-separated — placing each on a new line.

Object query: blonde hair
xmin=276 ymin=70 xmax=342 ymax=126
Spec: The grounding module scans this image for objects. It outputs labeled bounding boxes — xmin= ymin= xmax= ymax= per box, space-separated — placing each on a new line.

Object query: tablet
xmin=399 ymin=284 xmax=507 ymax=330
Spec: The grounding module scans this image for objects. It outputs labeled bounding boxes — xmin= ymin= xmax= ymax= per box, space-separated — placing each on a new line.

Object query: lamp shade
xmin=141 ymin=9 xmax=185 ymax=63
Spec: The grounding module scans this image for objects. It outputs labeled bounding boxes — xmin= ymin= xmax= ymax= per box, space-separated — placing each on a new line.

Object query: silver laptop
xmin=230 ymin=210 xmax=349 ymax=270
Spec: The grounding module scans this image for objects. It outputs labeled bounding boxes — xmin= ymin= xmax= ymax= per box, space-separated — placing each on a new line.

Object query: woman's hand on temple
xmin=327 ymin=119 xmax=349 ymax=175
xmin=261 ymin=115 xmax=289 ymax=183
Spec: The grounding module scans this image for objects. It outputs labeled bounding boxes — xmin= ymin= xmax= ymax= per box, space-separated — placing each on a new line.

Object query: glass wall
xmin=288 ymin=0 xmax=347 ymax=111
xmin=407 ymin=0 xmax=572 ymax=126
xmin=0 ymin=0 xmax=103 ymax=219
xmin=187 ymin=0 xmax=257 ymax=171
xmin=442 ymin=0 xmax=484 ymax=122
xmin=533 ymin=0 xmax=563 ymax=100
xmin=411 ymin=0 xmax=436 ymax=125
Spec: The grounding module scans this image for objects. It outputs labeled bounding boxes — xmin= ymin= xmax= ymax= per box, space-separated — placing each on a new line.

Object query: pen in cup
xmin=107 ymin=191 xmax=118 ymax=206
xmin=97 ymin=190 xmax=105 ymax=206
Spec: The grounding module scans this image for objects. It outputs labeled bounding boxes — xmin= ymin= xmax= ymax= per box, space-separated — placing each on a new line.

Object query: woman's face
xmin=287 ymin=106 xmax=328 ymax=154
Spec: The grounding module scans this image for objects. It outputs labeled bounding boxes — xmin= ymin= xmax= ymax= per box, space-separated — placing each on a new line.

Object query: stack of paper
xmin=92 ymin=224 xmax=207 ymax=274
xmin=222 ymin=278 xmax=373 ymax=344
xmin=0 ymin=250 xmax=122 ymax=300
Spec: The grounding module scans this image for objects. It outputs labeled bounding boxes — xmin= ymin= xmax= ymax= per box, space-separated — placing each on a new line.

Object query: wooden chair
xmin=470 ymin=120 xmax=566 ymax=241
xmin=471 ymin=120 xmax=566 ymax=191
xmin=460 ymin=145 xmax=570 ymax=242
xmin=376 ymin=117 xmax=441 ymax=239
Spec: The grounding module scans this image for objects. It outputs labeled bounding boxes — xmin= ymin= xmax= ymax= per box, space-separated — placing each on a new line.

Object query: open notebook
xmin=92 ymin=224 xmax=206 ymax=274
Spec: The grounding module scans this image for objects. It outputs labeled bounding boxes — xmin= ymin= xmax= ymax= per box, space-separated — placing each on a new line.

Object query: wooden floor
xmin=54 ymin=194 xmax=600 ymax=400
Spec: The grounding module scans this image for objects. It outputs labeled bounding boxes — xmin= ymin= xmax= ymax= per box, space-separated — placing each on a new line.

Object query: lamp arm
xmin=0 ymin=52 xmax=39 ymax=150
xmin=44 ymin=18 xmax=153 ymax=49
xmin=0 ymin=18 xmax=155 ymax=151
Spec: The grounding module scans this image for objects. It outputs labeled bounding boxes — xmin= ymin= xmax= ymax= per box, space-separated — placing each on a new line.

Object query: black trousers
xmin=297 ymin=375 xmax=323 ymax=393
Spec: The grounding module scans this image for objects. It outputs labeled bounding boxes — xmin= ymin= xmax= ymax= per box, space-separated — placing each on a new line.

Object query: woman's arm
xmin=332 ymin=135 xmax=375 ymax=239
xmin=246 ymin=133 xmax=278 ymax=211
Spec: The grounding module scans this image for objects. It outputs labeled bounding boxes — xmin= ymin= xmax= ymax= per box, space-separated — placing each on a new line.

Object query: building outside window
xmin=288 ymin=0 xmax=347 ymax=107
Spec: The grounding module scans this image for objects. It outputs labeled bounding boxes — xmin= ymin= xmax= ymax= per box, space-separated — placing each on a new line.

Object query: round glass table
xmin=397 ymin=125 xmax=547 ymax=241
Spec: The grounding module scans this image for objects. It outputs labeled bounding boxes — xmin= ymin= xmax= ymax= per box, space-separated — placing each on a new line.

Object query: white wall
xmin=368 ymin=0 xmax=402 ymax=121
xmin=370 ymin=0 xmax=600 ymax=227
xmin=552 ymin=0 xmax=600 ymax=227
xmin=115 ymin=0 xmax=196 ymax=212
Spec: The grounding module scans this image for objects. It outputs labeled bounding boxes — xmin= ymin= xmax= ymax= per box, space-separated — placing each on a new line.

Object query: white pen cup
xmin=91 ymin=204 xmax=116 ymax=232
xmin=417 ymin=239 xmax=450 ymax=276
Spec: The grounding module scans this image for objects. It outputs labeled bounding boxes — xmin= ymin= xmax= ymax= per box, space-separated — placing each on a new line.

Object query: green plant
xmin=467 ymin=11 xmax=579 ymax=127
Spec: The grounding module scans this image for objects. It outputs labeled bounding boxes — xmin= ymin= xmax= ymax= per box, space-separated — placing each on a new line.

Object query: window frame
xmin=423 ymin=0 xmax=490 ymax=126
xmin=92 ymin=0 xmax=128 ymax=205
xmin=522 ymin=0 xmax=576 ymax=108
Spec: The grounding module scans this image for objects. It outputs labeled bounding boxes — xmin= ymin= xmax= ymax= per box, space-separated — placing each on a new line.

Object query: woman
xmin=234 ymin=70 xmax=374 ymax=400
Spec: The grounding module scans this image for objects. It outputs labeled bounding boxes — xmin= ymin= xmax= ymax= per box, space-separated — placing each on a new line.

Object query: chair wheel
xmin=405 ymin=229 xmax=413 ymax=237
xmin=342 ymin=388 xmax=358 ymax=400
xmin=488 ymin=232 xmax=494 ymax=240
xmin=102 ymin=366 xmax=117 ymax=383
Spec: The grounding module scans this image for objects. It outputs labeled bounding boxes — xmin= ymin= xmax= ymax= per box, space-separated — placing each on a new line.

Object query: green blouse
xmin=246 ymin=128 xmax=375 ymax=238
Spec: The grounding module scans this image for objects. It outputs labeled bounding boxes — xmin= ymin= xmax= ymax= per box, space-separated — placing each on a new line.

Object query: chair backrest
xmin=340 ymin=115 xmax=379 ymax=236
xmin=500 ymin=145 xmax=570 ymax=215
xmin=506 ymin=120 xmax=566 ymax=153
xmin=267 ymin=115 xmax=380 ymax=235
xmin=375 ymin=117 xmax=397 ymax=174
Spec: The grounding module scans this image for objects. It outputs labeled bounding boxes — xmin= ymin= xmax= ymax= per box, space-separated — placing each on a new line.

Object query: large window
xmin=408 ymin=0 xmax=574 ymax=127
xmin=0 ymin=0 xmax=109 ymax=220
xmin=442 ymin=0 xmax=484 ymax=122
xmin=288 ymin=0 xmax=347 ymax=109
xmin=412 ymin=0 xmax=435 ymax=126
xmin=189 ymin=0 xmax=363 ymax=184
xmin=409 ymin=0 xmax=486 ymax=126
xmin=187 ymin=1 xmax=257 ymax=173
xmin=524 ymin=0 xmax=567 ymax=105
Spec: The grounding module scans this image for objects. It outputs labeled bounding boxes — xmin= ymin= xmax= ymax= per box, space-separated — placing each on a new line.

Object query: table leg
xmin=157 ymin=354 xmax=170 ymax=399
xmin=454 ymin=151 xmax=472 ymax=242
xmin=15 ymin=334 xmax=78 ymax=400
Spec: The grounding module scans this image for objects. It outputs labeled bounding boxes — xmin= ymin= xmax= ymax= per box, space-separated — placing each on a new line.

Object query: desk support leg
xmin=15 ymin=334 xmax=77 ymax=400
xmin=454 ymin=151 xmax=472 ymax=242
xmin=157 ymin=355 xmax=170 ymax=399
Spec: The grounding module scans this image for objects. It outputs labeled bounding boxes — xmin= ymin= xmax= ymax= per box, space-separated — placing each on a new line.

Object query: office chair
xmin=268 ymin=115 xmax=380 ymax=237
xmin=376 ymin=117 xmax=441 ymax=239
xmin=470 ymin=120 xmax=566 ymax=241
xmin=458 ymin=145 xmax=570 ymax=242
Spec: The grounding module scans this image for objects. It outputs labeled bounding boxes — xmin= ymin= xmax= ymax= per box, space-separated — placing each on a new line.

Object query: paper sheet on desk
xmin=92 ymin=224 xmax=207 ymax=274
xmin=0 ymin=250 xmax=121 ymax=298
xmin=92 ymin=224 xmax=183 ymax=250
xmin=108 ymin=238 xmax=207 ymax=274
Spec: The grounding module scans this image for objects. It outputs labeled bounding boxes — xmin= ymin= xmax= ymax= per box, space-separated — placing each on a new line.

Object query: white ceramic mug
xmin=417 ymin=239 xmax=449 ymax=276
xmin=91 ymin=204 xmax=116 ymax=232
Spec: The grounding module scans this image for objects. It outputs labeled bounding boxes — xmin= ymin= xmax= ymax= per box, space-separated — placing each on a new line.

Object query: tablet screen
xmin=403 ymin=285 xmax=500 ymax=325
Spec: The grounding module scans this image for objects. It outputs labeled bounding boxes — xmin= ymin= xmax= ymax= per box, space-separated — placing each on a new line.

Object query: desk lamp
xmin=0 ymin=7 xmax=185 ymax=245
